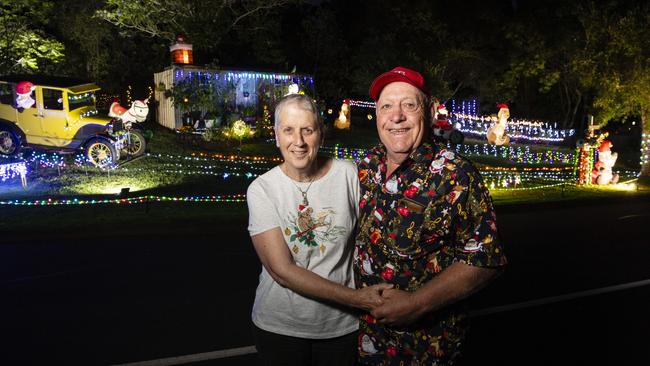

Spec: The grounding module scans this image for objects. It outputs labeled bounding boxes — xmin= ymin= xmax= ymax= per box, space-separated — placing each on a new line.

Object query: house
xmin=153 ymin=65 xmax=314 ymax=130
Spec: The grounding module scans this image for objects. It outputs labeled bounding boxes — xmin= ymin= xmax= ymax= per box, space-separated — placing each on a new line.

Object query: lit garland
xmin=447 ymin=143 xmax=576 ymax=165
xmin=489 ymin=181 xmax=572 ymax=191
xmin=344 ymin=99 xmax=376 ymax=109
xmin=451 ymin=114 xmax=575 ymax=143
xmin=0 ymin=194 xmax=247 ymax=206
xmin=148 ymin=161 xmax=269 ymax=173
xmin=341 ymin=99 xmax=480 ymax=114
xmin=576 ymin=145 xmax=594 ymax=185
xmin=96 ymin=93 xmax=120 ymax=109
xmin=174 ymin=69 xmax=315 ymax=86
xmin=258 ymin=105 xmax=274 ymax=137
xmin=322 ymin=144 xmax=576 ymax=165
xmin=68 ymin=92 xmax=94 ymax=101
xmin=482 ymin=170 xmax=575 ymax=188
xmin=80 ymin=109 xmax=99 ymax=119
xmin=120 ymin=164 xmax=262 ymax=179
xmin=187 ymin=152 xmax=282 ymax=163
xmin=450 ymin=99 xmax=479 ymax=117
xmin=126 ymin=85 xmax=133 ymax=105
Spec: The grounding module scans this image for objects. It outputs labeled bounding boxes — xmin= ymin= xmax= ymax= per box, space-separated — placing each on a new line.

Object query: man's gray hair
xmin=273 ymin=94 xmax=324 ymax=135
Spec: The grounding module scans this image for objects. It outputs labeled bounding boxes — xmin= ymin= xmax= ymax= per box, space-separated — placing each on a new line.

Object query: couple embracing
xmin=247 ymin=66 xmax=507 ymax=366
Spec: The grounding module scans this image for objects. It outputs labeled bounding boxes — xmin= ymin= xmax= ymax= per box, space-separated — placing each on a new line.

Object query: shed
xmin=153 ymin=65 xmax=314 ymax=130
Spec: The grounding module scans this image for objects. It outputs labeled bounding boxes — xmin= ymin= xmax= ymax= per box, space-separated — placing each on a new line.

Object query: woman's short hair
xmin=273 ymin=94 xmax=324 ymax=135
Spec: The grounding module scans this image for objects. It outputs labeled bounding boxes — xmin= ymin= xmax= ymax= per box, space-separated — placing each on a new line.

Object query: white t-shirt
xmin=247 ymin=159 xmax=360 ymax=339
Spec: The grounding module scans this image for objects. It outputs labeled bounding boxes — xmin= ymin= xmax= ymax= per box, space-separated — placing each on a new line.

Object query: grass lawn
xmin=0 ymin=121 xmax=647 ymax=239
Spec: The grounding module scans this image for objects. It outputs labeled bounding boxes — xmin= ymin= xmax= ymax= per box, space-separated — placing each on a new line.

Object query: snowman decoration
xmin=15 ymin=81 xmax=36 ymax=112
xmin=487 ymin=103 xmax=511 ymax=145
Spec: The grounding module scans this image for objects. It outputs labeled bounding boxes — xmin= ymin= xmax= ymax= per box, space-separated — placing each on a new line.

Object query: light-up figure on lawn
xmin=592 ymin=139 xmax=619 ymax=185
xmin=487 ymin=103 xmax=510 ymax=145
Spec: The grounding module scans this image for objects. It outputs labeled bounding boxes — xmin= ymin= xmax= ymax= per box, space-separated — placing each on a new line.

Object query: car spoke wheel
xmin=123 ymin=130 xmax=146 ymax=157
xmin=0 ymin=130 xmax=19 ymax=155
xmin=85 ymin=138 xmax=117 ymax=168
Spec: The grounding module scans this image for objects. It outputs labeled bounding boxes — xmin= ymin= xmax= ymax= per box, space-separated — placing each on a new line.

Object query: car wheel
xmin=0 ymin=128 xmax=20 ymax=156
xmin=449 ymin=130 xmax=464 ymax=145
xmin=85 ymin=137 xmax=118 ymax=168
xmin=122 ymin=130 xmax=146 ymax=157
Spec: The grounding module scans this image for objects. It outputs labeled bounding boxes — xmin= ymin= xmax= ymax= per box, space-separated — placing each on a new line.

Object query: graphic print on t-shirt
xmin=284 ymin=205 xmax=346 ymax=259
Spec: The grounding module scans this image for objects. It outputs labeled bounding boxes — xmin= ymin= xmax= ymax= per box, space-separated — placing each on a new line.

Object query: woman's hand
xmin=353 ymin=284 xmax=394 ymax=311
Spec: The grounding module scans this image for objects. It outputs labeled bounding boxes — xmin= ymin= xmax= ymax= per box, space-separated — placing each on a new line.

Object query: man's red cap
xmin=369 ymin=66 xmax=426 ymax=101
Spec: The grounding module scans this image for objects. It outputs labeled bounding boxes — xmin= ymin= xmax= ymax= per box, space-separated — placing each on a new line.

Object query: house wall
xmin=153 ymin=69 xmax=179 ymax=129
xmin=153 ymin=66 xmax=314 ymax=130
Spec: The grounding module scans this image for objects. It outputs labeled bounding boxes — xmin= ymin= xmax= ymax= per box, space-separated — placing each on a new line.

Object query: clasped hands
xmin=355 ymin=285 xmax=425 ymax=327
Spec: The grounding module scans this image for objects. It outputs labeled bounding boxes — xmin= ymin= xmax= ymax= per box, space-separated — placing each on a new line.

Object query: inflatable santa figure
xmin=435 ymin=104 xmax=452 ymax=130
xmin=592 ymin=139 xmax=620 ymax=185
xmin=15 ymin=81 xmax=36 ymax=112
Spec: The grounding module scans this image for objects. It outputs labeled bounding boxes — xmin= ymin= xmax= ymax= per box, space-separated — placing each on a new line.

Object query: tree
xmin=579 ymin=1 xmax=650 ymax=176
xmin=344 ymin=0 xmax=449 ymax=99
xmin=0 ymin=0 xmax=64 ymax=72
xmin=298 ymin=4 xmax=349 ymax=103
xmin=495 ymin=1 xmax=594 ymax=127
xmin=95 ymin=0 xmax=294 ymax=61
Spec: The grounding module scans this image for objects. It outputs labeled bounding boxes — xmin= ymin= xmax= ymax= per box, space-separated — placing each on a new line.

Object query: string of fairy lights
xmin=1 ymin=136 xmax=643 ymax=206
xmin=322 ymin=143 xmax=577 ymax=165
xmin=642 ymin=133 xmax=649 ymax=170
xmin=0 ymin=194 xmax=246 ymax=206
xmin=173 ymin=69 xmax=315 ymax=89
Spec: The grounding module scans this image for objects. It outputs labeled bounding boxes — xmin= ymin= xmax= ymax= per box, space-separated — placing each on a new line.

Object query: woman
xmin=247 ymin=94 xmax=390 ymax=366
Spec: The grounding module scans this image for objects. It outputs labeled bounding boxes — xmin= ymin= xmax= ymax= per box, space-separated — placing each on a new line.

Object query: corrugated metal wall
xmin=153 ymin=69 xmax=179 ymax=130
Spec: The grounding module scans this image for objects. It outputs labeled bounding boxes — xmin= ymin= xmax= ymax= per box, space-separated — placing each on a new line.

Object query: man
xmin=354 ymin=66 xmax=507 ymax=365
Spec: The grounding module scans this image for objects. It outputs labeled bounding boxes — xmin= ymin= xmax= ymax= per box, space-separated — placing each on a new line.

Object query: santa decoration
xmin=487 ymin=103 xmax=510 ymax=145
xmin=434 ymin=104 xmax=452 ymax=131
xmin=592 ymin=139 xmax=619 ymax=185
xmin=15 ymin=81 xmax=36 ymax=111
xmin=430 ymin=104 xmax=464 ymax=143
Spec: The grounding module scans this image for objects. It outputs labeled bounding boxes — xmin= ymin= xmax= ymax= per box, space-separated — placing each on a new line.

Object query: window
xmin=43 ymin=88 xmax=64 ymax=110
xmin=68 ymin=92 xmax=95 ymax=111
xmin=0 ymin=84 xmax=13 ymax=105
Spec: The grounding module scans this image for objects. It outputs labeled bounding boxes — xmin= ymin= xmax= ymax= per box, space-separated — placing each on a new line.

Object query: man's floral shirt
xmin=354 ymin=142 xmax=507 ymax=365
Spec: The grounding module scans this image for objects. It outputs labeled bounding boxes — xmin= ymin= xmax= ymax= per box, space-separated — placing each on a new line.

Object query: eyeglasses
xmin=376 ymin=100 xmax=422 ymax=115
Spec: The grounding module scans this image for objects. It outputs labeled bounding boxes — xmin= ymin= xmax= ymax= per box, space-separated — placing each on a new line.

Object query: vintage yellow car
xmin=0 ymin=75 xmax=146 ymax=167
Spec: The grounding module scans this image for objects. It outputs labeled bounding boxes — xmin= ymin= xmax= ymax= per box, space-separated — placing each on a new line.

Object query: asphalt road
xmin=1 ymin=195 xmax=649 ymax=366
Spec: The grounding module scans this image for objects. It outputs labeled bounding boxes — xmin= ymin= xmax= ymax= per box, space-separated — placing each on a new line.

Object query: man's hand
xmin=354 ymin=284 xmax=393 ymax=311
xmin=370 ymin=288 xmax=425 ymax=326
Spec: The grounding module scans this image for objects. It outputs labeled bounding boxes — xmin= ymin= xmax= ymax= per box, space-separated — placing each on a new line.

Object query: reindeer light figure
xmin=486 ymin=103 xmax=510 ymax=145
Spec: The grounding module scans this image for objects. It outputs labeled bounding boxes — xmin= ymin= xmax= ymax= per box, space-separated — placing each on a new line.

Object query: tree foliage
xmin=95 ymin=0 xmax=294 ymax=54
xmin=0 ymin=0 xmax=64 ymax=72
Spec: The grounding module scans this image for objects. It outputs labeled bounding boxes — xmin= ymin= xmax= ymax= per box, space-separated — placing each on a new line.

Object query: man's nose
xmin=388 ymin=105 xmax=406 ymax=122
